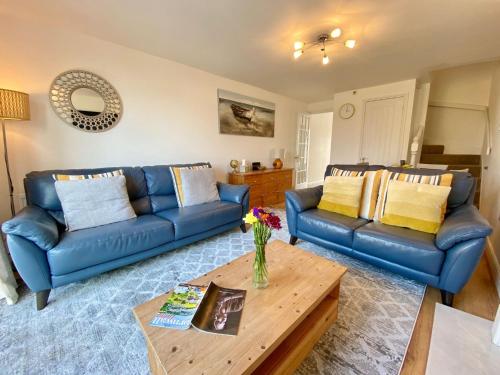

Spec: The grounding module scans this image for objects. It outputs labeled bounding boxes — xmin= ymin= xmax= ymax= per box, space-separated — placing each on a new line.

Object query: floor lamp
xmin=0 ymin=89 xmax=30 ymax=217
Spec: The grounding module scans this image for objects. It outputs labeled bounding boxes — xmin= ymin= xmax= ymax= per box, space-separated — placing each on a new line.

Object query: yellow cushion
xmin=318 ymin=175 xmax=364 ymax=218
xmin=374 ymin=170 xmax=453 ymax=222
xmin=53 ymin=169 xmax=124 ymax=181
xmin=329 ymin=168 xmax=383 ymax=220
xmin=380 ymin=180 xmax=451 ymax=234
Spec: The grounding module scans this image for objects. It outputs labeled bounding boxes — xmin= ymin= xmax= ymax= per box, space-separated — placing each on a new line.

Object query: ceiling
xmin=3 ymin=0 xmax=500 ymax=103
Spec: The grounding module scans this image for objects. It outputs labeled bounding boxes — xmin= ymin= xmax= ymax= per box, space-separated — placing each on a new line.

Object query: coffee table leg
xmin=147 ymin=340 xmax=167 ymax=375
xmin=253 ymin=282 xmax=341 ymax=374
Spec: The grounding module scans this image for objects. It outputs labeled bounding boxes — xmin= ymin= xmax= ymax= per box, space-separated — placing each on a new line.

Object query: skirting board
xmin=485 ymin=238 xmax=500 ymax=298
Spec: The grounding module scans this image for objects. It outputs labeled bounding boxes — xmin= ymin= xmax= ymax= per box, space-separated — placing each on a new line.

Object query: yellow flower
xmin=244 ymin=212 xmax=258 ymax=225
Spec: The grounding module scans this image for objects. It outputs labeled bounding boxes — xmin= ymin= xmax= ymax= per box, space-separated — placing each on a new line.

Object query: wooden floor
xmin=400 ymin=255 xmax=499 ymax=374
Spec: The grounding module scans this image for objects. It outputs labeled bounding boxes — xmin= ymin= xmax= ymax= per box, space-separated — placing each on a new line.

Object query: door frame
xmin=359 ymin=93 xmax=409 ymax=165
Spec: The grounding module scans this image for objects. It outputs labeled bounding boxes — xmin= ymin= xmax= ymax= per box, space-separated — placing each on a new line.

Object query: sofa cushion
xmin=143 ymin=163 xmax=211 ymax=213
xmin=156 ymin=201 xmax=242 ymax=240
xmin=47 ymin=215 xmax=174 ymax=275
xmin=297 ymin=209 xmax=368 ymax=248
xmin=353 ymin=222 xmax=445 ymax=275
xmin=25 ymin=166 xmax=151 ymax=216
xmin=387 ymin=167 xmax=474 ymax=209
xmin=55 ymin=176 xmax=137 ymax=231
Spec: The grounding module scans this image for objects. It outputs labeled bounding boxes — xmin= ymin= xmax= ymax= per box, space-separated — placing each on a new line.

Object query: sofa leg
xmin=240 ymin=223 xmax=247 ymax=233
xmin=440 ymin=290 xmax=454 ymax=307
xmin=35 ymin=289 xmax=51 ymax=311
xmin=289 ymin=235 xmax=298 ymax=245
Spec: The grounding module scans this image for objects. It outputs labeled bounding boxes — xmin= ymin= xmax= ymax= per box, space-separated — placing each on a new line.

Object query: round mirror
xmin=70 ymin=88 xmax=105 ymax=116
xmin=49 ymin=70 xmax=122 ymax=133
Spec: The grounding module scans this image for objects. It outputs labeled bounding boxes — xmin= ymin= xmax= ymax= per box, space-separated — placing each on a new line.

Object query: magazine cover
xmin=149 ymin=282 xmax=246 ymax=335
xmin=149 ymin=283 xmax=208 ymax=330
xmin=192 ymin=285 xmax=246 ymax=336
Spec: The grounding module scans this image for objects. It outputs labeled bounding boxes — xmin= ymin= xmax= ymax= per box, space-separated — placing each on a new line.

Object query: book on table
xmin=149 ymin=282 xmax=246 ymax=336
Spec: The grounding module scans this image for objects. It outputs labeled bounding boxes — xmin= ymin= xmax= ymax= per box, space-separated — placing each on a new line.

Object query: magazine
xmin=149 ymin=282 xmax=246 ymax=336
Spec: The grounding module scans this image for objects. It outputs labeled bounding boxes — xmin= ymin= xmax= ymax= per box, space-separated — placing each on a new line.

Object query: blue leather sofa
xmin=2 ymin=164 xmax=249 ymax=310
xmin=286 ymin=164 xmax=492 ymax=306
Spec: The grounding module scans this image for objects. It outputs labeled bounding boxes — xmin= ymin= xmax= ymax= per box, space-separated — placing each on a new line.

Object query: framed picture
xmin=218 ymin=89 xmax=275 ymax=137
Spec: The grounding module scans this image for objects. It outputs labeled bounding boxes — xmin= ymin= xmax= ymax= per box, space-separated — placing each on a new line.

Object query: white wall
xmin=482 ymin=62 xmax=500 ymax=273
xmin=429 ymin=62 xmax=496 ymax=106
xmin=330 ymin=79 xmax=417 ymax=164
xmin=424 ymin=107 xmax=486 ymax=154
xmin=424 ymin=62 xmax=496 ymax=154
xmin=0 ymin=17 xmax=306 ymax=221
xmin=307 ymin=99 xmax=335 ymax=114
xmin=307 ymin=112 xmax=333 ymax=186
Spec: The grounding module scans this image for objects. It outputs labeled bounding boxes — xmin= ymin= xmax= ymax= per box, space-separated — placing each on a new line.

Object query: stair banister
xmin=410 ymin=124 xmax=425 ymax=167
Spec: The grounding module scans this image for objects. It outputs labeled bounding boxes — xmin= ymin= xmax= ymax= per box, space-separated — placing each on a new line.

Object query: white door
xmin=307 ymin=112 xmax=333 ymax=186
xmin=360 ymin=96 xmax=406 ymax=165
xmin=295 ymin=113 xmax=310 ymax=189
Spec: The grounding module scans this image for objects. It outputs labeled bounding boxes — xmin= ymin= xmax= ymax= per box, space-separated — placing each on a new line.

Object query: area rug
xmin=0 ymin=210 xmax=425 ymax=375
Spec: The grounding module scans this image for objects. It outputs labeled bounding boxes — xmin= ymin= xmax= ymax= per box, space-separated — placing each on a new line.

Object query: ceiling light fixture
xmin=331 ymin=27 xmax=342 ymax=38
xmin=293 ymin=28 xmax=356 ymax=65
xmin=344 ymin=39 xmax=356 ymax=49
xmin=293 ymin=49 xmax=303 ymax=59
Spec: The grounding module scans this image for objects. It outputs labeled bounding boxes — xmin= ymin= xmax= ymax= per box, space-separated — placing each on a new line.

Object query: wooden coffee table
xmin=133 ymin=239 xmax=346 ymax=375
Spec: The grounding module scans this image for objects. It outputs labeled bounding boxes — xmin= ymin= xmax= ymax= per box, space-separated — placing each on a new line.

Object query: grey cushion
xmin=54 ymin=176 xmax=137 ymax=231
xmin=180 ymin=168 xmax=220 ymax=207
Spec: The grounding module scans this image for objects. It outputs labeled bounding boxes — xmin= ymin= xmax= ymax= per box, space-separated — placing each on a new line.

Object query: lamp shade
xmin=0 ymin=89 xmax=30 ymax=121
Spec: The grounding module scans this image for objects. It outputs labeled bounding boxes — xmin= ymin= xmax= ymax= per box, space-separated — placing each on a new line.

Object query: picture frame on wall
xmin=218 ymin=89 xmax=275 ymax=137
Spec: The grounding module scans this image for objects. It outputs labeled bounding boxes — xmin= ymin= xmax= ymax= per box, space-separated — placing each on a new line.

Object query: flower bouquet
xmin=244 ymin=207 xmax=282 ymax=289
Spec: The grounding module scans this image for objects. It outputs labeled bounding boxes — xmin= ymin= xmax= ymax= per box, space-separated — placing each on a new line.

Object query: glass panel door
xmin=295 ymin=113 xmax=310 ymax=189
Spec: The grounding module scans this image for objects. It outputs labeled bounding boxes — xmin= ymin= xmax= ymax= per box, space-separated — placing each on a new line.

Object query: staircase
xmin=420 ymin=145 xmax=481 ymax=207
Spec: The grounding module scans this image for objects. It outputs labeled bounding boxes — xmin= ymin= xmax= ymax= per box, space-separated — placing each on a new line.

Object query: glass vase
xmin=253 ymin=241 xmax=269 ymax=289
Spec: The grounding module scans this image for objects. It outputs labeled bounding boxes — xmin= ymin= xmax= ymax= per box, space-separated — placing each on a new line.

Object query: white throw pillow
xmin=179 ymin=168 xmax=220 ymax=207
xmin=54 ymin=175 xmax=137 ymax=231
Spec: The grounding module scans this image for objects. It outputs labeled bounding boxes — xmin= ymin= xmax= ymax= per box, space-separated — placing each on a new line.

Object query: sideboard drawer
xmin=228 ymin=168 xmax=293 ymax=209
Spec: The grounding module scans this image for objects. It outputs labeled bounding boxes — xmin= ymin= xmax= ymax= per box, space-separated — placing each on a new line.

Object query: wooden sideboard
xmin=228 ymin=168 xmax=293 ymax=208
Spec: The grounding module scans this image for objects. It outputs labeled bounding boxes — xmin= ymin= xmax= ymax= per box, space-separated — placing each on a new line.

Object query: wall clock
xmin=339 ymin=103 xmax=355 ymax=119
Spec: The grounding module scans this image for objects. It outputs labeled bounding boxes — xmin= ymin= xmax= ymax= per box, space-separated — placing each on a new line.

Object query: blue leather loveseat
xmin=2 ymin=163 xmax=249 ymax=310
xmin=286 ymin=164 xmax=492 ymax=306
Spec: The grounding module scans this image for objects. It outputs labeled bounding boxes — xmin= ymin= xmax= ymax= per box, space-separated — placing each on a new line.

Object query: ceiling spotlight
xmin=345 ymin=39 xmax=356 ymax=48
xmin=294 ymin=41 xmax=304 ymax=50
xmin=331 ymin=28 xmax=342 ymax=38
xmin=293 ymin=50 xmax=303 ymax=59
xmin=322 ymin=54 xmax=330 ymax=65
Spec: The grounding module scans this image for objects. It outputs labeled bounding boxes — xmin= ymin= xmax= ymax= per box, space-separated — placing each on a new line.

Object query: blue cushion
xmin=353 ymin=222 xmax=445 ymax=275
xmin=297 ymin=209 xmax=368 ymax=248
xmin=47 ymin=215 xmax=174 ymax=275
xmin=156 ymin=201 xmax=242 ymax=240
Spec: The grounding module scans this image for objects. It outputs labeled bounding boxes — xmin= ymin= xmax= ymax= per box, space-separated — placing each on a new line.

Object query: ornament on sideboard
xmin=230 ymin=159 xmax=240 ymax=173
xmin=272 ymin=148 xmax=285 ymax=169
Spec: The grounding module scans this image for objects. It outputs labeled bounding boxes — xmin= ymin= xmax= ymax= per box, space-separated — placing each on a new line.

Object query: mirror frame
xmin=49 ymin=70 xmax=122 ymax=132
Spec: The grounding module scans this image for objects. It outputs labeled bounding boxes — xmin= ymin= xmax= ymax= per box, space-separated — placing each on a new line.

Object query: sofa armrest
xmin=2 ymin=206 xmax=60 ymax=251
xmin=217 ymin=182 xmax=249 ymax=216
xmin=285 ymin=186 xmax=323 ymax=237
xmin=285 ymin=185 xmax=323 ymax=213
xmin=436 ymin=205 xmax=492 ymax=250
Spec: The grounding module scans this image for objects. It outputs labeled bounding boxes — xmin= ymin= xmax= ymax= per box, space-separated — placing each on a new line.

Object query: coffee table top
xmin=133 ymin=239 xmax=347 ymax=375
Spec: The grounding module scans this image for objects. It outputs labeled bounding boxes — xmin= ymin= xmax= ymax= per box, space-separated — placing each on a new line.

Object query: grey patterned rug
xmin=0 ymin=210 xmax=425 ymax=375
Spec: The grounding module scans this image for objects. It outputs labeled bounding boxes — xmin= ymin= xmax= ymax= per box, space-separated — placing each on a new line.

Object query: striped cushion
xmin=374 ymin=170 xmax=453 ymax=222
xmin=318 ymin=175 xmax=365 ymax=218
xmin=53 ymin=169 xmax=124 ymax=181
xmin=379 ymin=180 xmax=452 ymax=234
xmin=170 ymin=164 xmax=210 ymax=207
xmin=329 ymin=168 xmax=383 ymax=220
